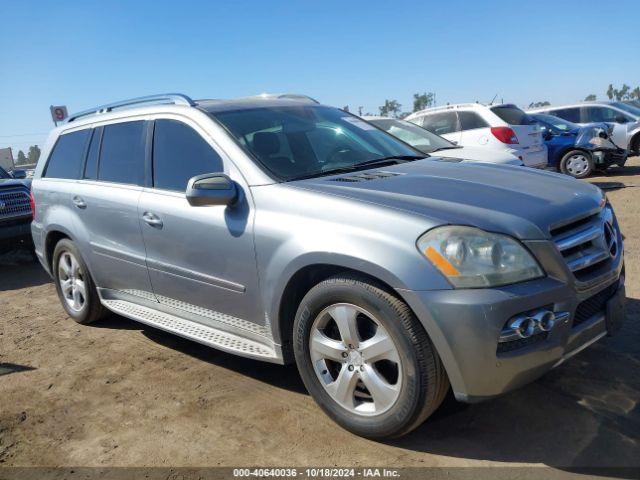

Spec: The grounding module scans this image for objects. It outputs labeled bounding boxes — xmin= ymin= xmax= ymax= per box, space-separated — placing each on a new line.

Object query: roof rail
xmin=252 ymin=93 xmax=320 ymax=104
xmin=66 ymin=93 xmax=195 ymax=123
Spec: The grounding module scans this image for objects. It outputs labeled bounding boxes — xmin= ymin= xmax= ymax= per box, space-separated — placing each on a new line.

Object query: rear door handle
xmin=72 ymin=196 xmax=87 ymax=209
xmin=142 ymin=212 xmax=163 ymax=229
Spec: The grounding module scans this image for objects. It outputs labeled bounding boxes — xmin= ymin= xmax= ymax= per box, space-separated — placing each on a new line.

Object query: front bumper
xmin=0 ymin=217 xmax=33 ymax=252
xmin=399 ymin=245 xmax=624 ymax=402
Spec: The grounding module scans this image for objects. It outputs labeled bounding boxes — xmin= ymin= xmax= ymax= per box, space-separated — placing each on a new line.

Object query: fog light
xmin=511 ymin=316 xmax=536 ymax=338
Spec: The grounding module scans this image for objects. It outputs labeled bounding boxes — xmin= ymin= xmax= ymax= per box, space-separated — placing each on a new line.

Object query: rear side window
xmin=152 ymin=119 xmax=224 ymax=192
xmin=44 ymin=129 xmax=91 ymax=179
xmin=458 ymin=111 xmax=489 ymax=131
xmin=582 ymin=106 xmax=628 ymax=123
xmin=98 ymin=121 xmax=146 ymax=185
xmin=490 ymin=106 xmax=533 ymax=125
xmin=551 ymin=108 xmax=580 ymax=123
xmin=421 ymin=112 xmax=459 ymax=135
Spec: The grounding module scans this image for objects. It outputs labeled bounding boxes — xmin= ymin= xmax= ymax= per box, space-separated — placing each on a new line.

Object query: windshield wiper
xmin=430 ymin=146 xmax=461 ymax=152
xmin=288 ymin=155 xmax=426 ymax=181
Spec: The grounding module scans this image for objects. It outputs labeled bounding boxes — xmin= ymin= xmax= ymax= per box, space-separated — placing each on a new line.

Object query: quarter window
xmin=458 ymin=111 xmax=489 ymax=131
xmin=98 ymin=121 xmax=146 ymax=185
xmin=421 ymin=112 xmax=459 ymax=135
xmin=152 ymin=120 xmax=224 ymax=192
xmin=44 ymin=129 xmax=91 ymax=180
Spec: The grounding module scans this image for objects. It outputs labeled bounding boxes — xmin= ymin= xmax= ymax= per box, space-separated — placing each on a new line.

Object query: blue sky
xmin=1 ymin=0 xmax=638 ymax=155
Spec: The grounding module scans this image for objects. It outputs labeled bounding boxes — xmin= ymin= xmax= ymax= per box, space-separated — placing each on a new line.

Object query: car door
xmin=71 ymin=120 xmax=154 ymax=295
xmin=138 ymin=117 xmax=263 ymax=327
xmin=457 ymin=110 xmax=490 ymax=146
xmin=420 ymin=112 xmax=462 ymax=145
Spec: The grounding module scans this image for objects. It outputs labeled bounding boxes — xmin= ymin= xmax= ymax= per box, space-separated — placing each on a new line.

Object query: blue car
xmin=530 ymin=113 xmax=627 ymax=178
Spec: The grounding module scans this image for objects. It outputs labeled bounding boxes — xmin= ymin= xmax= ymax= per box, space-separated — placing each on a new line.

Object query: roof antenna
xmin=489 ymin=94 xmax=498 ymax=105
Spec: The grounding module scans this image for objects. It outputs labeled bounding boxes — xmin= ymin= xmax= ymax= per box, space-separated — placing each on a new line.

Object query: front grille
xmin=573 ymin=280 xmax=619 ymax=327
xmin=0 ymin=189 xmax=31 ymax=220
xmin=550 ymin=209 xmax=617 ymax=281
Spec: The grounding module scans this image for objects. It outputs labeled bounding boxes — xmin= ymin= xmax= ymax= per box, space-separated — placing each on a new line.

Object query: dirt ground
xmin=1 ymin=159 xmax=639 ymax=471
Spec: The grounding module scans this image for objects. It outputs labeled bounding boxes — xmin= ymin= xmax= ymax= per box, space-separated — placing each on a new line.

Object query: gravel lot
xmin=1 ymin=159 xmax=639 ymax=471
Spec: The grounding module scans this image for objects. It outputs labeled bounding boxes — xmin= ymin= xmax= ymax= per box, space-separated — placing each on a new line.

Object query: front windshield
xmin=532 ymin=114 xmax=579 ymax=133
xmin=368 ymin=118 xmax=454 ymax=153
xmin=0 ymin=166 xmax=9 ymax=179
xmin=613 ymin=102 xmax=640 ymax=116
xmin=212 ymin=105 xmax=422 ymax=180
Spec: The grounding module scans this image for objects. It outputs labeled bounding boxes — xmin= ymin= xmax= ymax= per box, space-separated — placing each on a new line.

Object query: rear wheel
xmin=53 ymin=239 xmax=106 ymax=325
xmin=293 ymin=274 xmax=449 ymax=439
xmin=559 ymin=150 xmax=593 ymax=178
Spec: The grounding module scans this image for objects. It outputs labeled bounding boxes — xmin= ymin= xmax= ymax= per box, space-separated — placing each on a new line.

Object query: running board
xmin=102 ymin=299 xmax=280 ymax=362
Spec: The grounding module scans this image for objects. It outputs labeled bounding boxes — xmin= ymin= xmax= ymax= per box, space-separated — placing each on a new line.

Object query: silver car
xmin=31 ymin=93 xmax=626 ymax=439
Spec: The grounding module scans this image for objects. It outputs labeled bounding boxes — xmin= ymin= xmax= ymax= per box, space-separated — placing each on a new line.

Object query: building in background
xmin=0 ymin=147 xmax=14 ymax=171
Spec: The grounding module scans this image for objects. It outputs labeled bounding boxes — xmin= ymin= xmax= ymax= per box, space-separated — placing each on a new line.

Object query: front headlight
xmin=417 ymin=226 xmax=544 ymax=288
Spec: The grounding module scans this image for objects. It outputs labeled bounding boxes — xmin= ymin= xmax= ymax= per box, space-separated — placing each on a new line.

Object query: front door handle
xmin=142 ymin=212 xmax=163 ymax=229
xmin=72 ymin=196 xmax=87 ymax=209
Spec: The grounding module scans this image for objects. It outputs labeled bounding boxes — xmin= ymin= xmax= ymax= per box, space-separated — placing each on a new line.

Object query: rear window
xmin=421 ymin=112 xmax=459 ymax=135
xmin=98 ymin=121 xmax=146 ymax=185
xmin=490 ymin=106 xmax=534 ymax=125
xmin=44 ymin=129 xmax=91 ymax=180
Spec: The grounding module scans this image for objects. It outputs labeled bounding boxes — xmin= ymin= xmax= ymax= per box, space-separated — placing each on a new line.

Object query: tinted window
xmin=153 ymin=120 xmax=224 ymax=191
xmin=99 ymin=121 xmax=146 ymax=185
xmin=421 ymin=112 xmax=459 ymax=135
xmin=44 ymin=129 xmax=91 ymax=179
xmin=458 ymin=111 xmax=489 ymax=131
xmin=551 ymin=108 xmax=580 ymax=123
xmin=582 ymin=106 xmax=629 ymax=123
xmin=490 ymin=106 xmax=533 ymax=125
xmin=370 ymin=118 xmax=454 ymax=153
xmin=83 ymin=128 xmax=101 ymax=180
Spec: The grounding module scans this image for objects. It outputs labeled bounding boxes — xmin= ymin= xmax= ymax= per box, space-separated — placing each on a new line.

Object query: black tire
xmin=559 ymin=150 xmax=594 ymax=178
xmin=52 ymin=238 xmax=107 ymax=325
xmin=293 ymin=274 xmax=449 ymax=439
xmin=632 ymin=134 xmax=640 ymax=157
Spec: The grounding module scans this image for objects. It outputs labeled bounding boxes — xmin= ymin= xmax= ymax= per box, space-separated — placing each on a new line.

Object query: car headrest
xmin=253 ymin=132 xmax=280 ymax=156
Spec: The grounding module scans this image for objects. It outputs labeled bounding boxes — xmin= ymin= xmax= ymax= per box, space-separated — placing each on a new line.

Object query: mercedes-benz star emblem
xmin=603 ymin=221 xmax=618 ymax=258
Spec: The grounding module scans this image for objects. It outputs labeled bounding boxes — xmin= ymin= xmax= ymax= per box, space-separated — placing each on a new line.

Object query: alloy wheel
xmin=58 ymin=251 xmax=87 ymax=312
xmin=309 ymin=303 xmax=402 ymax=415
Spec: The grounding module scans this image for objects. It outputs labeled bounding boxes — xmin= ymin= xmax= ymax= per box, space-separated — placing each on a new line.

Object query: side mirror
xmin=186 ymin=173 xmax=238 ymax=207
xmin=615 ymin=115 xmax=628 ymax=124
xmin=11 ymin=169 xmax=27 ymax=179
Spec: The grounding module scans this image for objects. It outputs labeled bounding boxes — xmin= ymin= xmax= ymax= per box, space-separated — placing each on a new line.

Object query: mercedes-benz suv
xmin=31 ymin=93 xmax=626 ymax=439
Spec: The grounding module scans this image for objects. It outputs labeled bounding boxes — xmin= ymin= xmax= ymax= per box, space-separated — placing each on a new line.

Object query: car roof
xmin=408 ymin=102 xmax=517 ymax=117
xmin=197 ymin=96 xmax=323 ymax=114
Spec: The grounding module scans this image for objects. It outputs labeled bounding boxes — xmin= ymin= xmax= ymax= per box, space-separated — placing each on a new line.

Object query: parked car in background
xmin=623 ymin=100 xmax=640 ymax=110
xmin=529 ymin=113 xmax=627 ymax=178
xmin=32 ymin=93 xmax=625 ymax=439
xmin=406 ymin=103 xmax=548 ymax=169
xmin=0 ymin=164 xmax=33 ymax=254
xmin=362 ymin=116 xmax=523 ymax=166
xmin=528 ymin=101 xmax=640 ymax=155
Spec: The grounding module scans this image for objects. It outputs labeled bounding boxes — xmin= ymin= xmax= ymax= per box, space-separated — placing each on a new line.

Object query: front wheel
xmin=559 ymin=150 xmax=593 ymax=178
xmin=293 ymin=274 xmax=449 ymax=439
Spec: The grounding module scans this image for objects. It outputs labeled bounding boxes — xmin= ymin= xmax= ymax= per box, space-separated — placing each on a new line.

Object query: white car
xmin=406 ymin=103 xmax=548 ymax=168
xmin=528 ymin=101 xmax=640 ymax=155
xmin=362 ymin=116 xmax=523 ymax=166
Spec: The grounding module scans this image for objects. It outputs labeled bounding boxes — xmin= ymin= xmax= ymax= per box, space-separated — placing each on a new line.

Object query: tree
xmin=606 ymin=83 xmax=633 ymax=101
xmin=379 ymin=99 xmax=402 ymax=118
xmin=16 ymin=150 xmax=27 ymax=166
xmin=584 ymin=94 xmax=596 ymax=101
xmin=413 ymin=92 xmax=435 ymax=112
xmin=528 ymin=101 xmax=550 ymax=109
xmin=633 ymin=87 xmax=640 ymax=100
xmin=27 ymin=145 xmax=41 ymax=165
xmin=607 ymin=84 xmax=615 ymax=100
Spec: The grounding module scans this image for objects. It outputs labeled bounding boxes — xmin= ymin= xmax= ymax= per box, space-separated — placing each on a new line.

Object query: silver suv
xmin=31 ymin=93 xmax=626 ymax=439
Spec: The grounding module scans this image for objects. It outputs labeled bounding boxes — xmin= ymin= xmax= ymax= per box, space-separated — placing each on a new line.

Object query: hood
xmin=291 ymin=160 xmax=603 ymax=240
xmin=435 ymin=147 xmax=523 ymax=165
